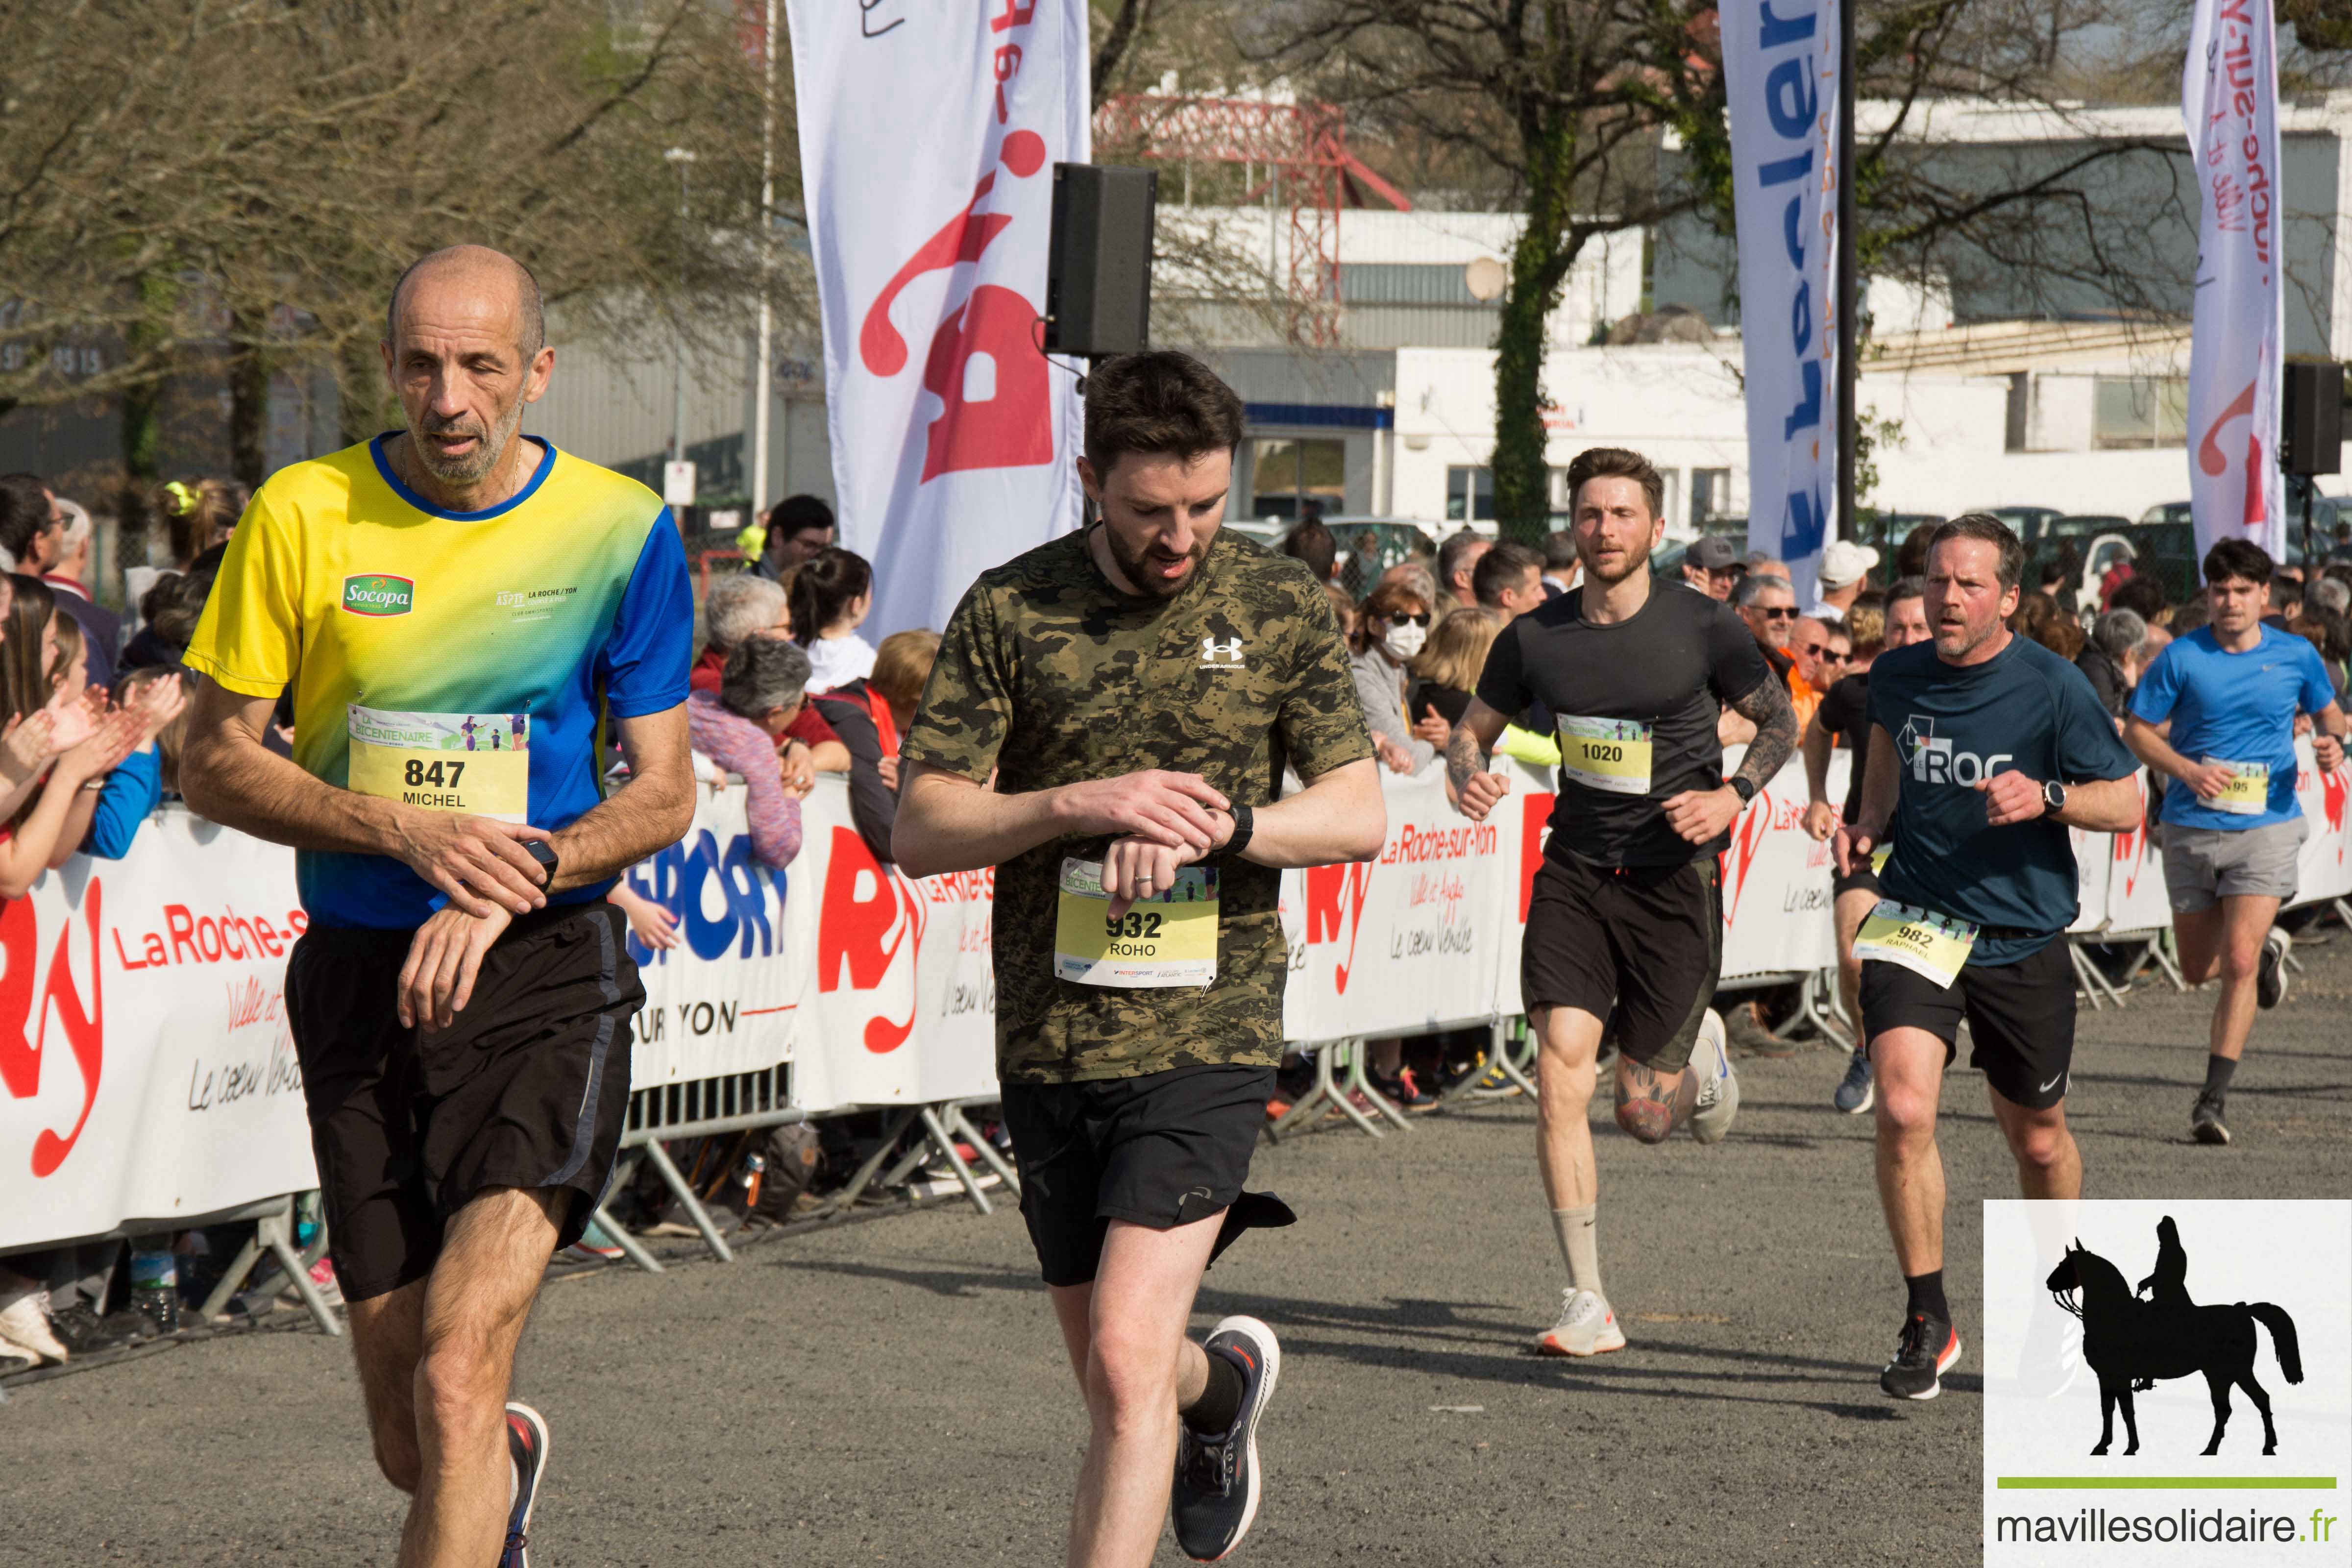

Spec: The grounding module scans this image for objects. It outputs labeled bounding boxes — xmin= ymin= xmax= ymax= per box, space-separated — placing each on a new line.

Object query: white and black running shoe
xmin=2191 ymin=1091 xmax=2231 ymax=1146
xmin=1172 ymin=1317 xmax=1282 ymax=1562
xmin=501 ymin=1401 xmax=551 ymax=1568
xmin=1880 ymin=1312 xmax=1961 ymax=1401
xmin=2256 ymin=926 xmax=2289 ymax=1009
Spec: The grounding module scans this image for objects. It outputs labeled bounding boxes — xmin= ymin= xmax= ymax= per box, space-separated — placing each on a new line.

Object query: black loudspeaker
xmin=1045 ymin=164 xmax=1157 ymax=357
xmin=2281 ymin=360 xmax=2343 ymax=475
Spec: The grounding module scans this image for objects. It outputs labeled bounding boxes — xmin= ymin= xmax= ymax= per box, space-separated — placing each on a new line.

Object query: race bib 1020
xmin=1557 ymin=714 xmax=1653 ymax=795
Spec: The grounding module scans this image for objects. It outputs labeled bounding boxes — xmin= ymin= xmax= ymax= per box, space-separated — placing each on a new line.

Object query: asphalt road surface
xmin=8 ymin=940 xmax=2350 ymax=1566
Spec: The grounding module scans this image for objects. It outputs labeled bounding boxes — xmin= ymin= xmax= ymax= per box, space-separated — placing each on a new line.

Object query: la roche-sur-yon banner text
xmin=1723 ymin=0 xmax=1839 ymax=608
xmin=2183 ymin=0 xmax=2286 ymax=563
xmin=787 ymin=0 xmax=1090 ymax=638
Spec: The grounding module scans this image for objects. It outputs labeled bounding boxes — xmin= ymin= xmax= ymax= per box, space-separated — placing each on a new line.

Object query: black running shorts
xmin=1859 ymin=938 xmax=2077 ymax=1111
xmin=1831 ymin=859 xmax=1881 ymax=902
xmin=1520 ymin=851 xmax=1720 ymax=1073
xmin=998 ymin=1063 xmax=1275 ymax=1288
xmin=285 ymin=902 xmax=642 ymax=1302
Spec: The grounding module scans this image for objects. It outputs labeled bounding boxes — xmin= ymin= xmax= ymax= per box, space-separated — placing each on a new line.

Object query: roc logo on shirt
xmin=1898 ymin=714 xmax=2012 ymax=785
xmin=342 ymin=574 xmax=415 ymax=617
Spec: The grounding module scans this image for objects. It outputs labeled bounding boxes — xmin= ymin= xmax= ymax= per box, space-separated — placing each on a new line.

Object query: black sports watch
xmin=1219 ymin=802 xmax=1254 ymax=861
xmin=1726 ymin=776 xmax=1757 ymax=807
xmin=525 ymin=839 xmax=560 ymax=891
xmin=2041 ymin=779 xmax=2068 ymax=816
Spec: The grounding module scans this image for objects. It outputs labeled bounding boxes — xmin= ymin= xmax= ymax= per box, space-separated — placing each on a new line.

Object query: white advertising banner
xmin=0 ymin=814 xmax=316 ymax=1251
xmin=787 ymin=0 xmax=1090 ymax=637
xmin=1723 ymin=0 xmax=1840 ymax=605
xmin=2182 ymin=0 xmax=2286 ymax=561
xmin=11 ymin=751 xmax=2352 ymax=1253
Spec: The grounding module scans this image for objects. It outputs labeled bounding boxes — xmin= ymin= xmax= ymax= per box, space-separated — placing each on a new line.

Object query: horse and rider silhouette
xmin=2045 ymin=1217 xmax=2303 ymax=1457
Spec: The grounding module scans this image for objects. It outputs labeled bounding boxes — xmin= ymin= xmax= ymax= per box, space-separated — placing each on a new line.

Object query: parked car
xmin=2141 ymin=477 xmax=2341 ymax=553
xmin=1969 ymin=506 xmax=2065 ymax=540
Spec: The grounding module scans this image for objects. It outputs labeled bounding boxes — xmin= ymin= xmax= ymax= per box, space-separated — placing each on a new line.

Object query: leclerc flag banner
xmin=786 ymin=0 xmax=1090 ymax=637
xmin=2182 ymin=0 xmax=2286 ymax=562
xmin=1722 ymin=0 xmax=1839 ymax=608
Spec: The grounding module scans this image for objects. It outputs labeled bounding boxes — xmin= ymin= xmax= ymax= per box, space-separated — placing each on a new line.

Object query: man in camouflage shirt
xmin=896 ymin=352 xmax=1383 ymax=1567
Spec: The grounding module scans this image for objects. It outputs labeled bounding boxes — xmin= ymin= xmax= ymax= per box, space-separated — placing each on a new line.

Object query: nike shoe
xmin=0 ymin=1283 xmax=69 ymax=1365
xmin=1833 ymin=1048 xmax=1874 ymax=1115
xmin=2191 ymin=1092 xmax=2231 ymax=1146
xmin=1535 ymin=1288 xmax=1626 ymax=1357
xmin=1689 ymin=1010 xmax=1739 ymax=1144
xmin=501 ymin=1402 xmax=551 ymax=1568
xmin=1172 ymin=1317 xmax=1282 ymax=1562
xmin=1881 ymin=1312 xmax=1961 ymax=1400
xmin=2256 ymin=927 xmax=2289 ymax=1009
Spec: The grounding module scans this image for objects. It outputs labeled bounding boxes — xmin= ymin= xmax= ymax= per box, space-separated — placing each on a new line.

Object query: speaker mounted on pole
xmin=2281 ymin=360 xmax=2343 ymax=477
xmin=1045 ymin=164 xmax=1158 ymax=360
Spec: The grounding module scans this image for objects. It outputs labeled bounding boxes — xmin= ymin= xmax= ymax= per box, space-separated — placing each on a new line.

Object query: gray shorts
xmin=2161 ymin=816 xmax=2307 ymax=914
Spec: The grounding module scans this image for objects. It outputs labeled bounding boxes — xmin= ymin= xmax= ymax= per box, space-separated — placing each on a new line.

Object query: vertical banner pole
xmin=1837 ymin=0 xmax=1857 ymax=544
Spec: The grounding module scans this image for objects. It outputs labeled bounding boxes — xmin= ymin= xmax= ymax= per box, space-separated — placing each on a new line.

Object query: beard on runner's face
xmin=1103 ymin=518 xmax=1209 ymax=598
xmin=411 ymin=392 xmax=525 ymax=484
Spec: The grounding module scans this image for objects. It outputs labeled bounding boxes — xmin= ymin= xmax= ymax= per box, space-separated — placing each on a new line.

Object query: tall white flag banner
xmin=1723 ymin=0 xmax=1839 ymax=607
xmin=787 ymin=0 xmax=1090 ymax=637
xmin=2183 ymin=0 xmax=2286 ymax=562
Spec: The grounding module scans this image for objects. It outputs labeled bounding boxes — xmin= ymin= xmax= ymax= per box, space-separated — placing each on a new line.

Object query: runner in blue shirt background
xmin=2125 ymin=537 xmax=2348 ymax=1147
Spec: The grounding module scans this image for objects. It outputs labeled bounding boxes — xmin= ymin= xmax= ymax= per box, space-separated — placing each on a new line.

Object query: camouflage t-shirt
xmin=902 ymin=526 xmax=1373 ymax=1083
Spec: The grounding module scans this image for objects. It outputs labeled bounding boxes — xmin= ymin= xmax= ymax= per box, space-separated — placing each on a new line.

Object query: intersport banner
xmin=1722 ymin=0 xmax=1840 ymax=607
xmin=10 ymin=753 xmax=2352 ymax=1252
xmin=2182 ymin=0 xmax=2286 ymax=561
xmin=787 ymin=0 xmax=1090 ymax=638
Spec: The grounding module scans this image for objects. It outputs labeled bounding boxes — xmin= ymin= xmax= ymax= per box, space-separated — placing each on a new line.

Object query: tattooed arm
xmin=1661 ymin=675 xmax=1796 ymax=846
xmin=1444 ymin=697 xmax=1513 ymax=820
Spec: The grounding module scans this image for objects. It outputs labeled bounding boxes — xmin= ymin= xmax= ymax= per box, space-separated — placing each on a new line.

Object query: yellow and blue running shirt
xmin=183 ymin=434 xmax=692 ymax=930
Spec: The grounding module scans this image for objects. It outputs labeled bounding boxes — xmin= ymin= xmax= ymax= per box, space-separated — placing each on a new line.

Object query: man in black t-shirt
xmin=1447 ymin=448 xmax=1797 ymax=1358
xmin=1802 ymin=577 xmax=1931 ymax=1115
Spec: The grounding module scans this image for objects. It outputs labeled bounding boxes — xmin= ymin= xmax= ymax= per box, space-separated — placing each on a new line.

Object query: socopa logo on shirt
xmin=1897 ymin=714 xmax=2013 ymax=786
xmin=341 ymin=574 xmax=414 ymax=617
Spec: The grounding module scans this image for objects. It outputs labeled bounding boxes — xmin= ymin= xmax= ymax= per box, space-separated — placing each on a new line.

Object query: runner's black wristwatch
xmin=2041 ymin=779 xmax=2067 ymax=816
xmin=1726 ymin=776 xmax=1756 ymax=806
xmin=526 ymin=839 xmax=560 ymax=890
xmin=1219 ymin=802 xmax=1254 ymax=862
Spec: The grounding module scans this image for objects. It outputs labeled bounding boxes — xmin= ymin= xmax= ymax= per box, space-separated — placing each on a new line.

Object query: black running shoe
xmin=1172 ymin=1317 xmax=1282 ymax=1562
xmin=1880 ymin=1312 xmax=1961 ymax=1401
xmin=500 ymin=1402 xmax=550 ymax=1568
xmin=2255 ymin=927 xmax=2288 ymax=1009
xmin=2191 ymin=1092 xmax=2231 ymax=1146
xmin=46 ymin=1302 xmax=131 ymax=1356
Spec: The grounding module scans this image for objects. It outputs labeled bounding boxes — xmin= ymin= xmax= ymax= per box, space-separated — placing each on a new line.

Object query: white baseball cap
xmin=1818 ymin=539 xmax=1880 ymax=588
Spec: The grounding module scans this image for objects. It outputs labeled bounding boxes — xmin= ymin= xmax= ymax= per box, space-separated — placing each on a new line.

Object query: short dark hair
xmin=0 ymin=473 xmax=51 ymax=562
xmin=1927 ymin=513 xmax=2027 ymax=590
xmin=1282 ymin=518 xmax=1336 ymax=581
xmin=2203 ymin=537 xmax=2274 ymax=588
xmin=767 ymin=493 xmax=834 ymax=540
xmin=1472 ymin=540 xmax=1544 ymax=607
xmin=2268 ymin=576 xmax=2298 ymax=610
xmin=1564 ymin=447 xmax=1665 ymax=521
xmin=1886 ymin=574 xmax=1928 ymax=610
xmin=1542 ymin=530 xmax=1579 ymax=573
xmin=1082 ymin=351 xmax=1246 ymax=478
xmin=2109 ymin=575 xmax=2168 ymax=622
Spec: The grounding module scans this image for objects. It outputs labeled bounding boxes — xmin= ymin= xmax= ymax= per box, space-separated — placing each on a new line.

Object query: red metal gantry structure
xmin=1093 ymin=94 xmax=1413 ymax=347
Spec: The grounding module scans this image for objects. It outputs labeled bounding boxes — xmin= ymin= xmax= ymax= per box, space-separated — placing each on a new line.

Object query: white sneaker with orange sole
xmin=1536 ymin=1288 xmax=1626 ymax=1356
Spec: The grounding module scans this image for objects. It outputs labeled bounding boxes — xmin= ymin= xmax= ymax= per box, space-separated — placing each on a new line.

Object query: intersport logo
xmin=342 ymin=574 xmax=414 ymax=617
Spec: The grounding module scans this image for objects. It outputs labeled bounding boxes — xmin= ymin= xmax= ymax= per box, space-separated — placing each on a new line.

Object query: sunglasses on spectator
xmin=1757 ymin=606 xmax=1799 ymax=621
xmin=1379 ymin=611 xmax=1432 ymax=626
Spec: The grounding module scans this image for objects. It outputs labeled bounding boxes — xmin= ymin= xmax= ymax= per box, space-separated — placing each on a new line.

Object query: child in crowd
xmin=0 ymin=576 xmax=142 ymax=895
xmin=789 ymin=546 xmax=877 ymax=693
xmin=82 ymin=668 xmax=191 ymax=859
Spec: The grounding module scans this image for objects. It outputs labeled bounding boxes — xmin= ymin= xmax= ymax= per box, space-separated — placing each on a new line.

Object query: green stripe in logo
xmin=343 ymin=574 xmax=414 ymax=616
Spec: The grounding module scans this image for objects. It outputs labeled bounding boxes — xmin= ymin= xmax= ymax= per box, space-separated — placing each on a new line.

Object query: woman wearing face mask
xmin=1349 ymin=580 xmax=1435 ymax=774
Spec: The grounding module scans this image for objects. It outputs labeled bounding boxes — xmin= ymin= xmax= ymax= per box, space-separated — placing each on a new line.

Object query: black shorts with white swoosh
xmin=1859 ymin=938 xmax=2078 ymax=1111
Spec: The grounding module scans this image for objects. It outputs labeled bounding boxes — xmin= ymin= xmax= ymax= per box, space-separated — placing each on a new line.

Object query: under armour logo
xmin=1200 ymin=636 xmax=1245 ymax=667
